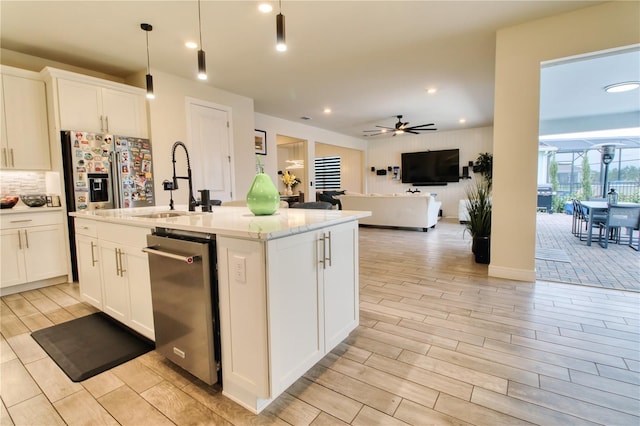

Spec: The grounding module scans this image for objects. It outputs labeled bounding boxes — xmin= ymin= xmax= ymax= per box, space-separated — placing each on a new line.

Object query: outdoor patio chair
xmin=598 ymin=205 xmax=640 ymax=249
xmin=571 ymin=199 xmax=584 ymax=236
xmin=631 ymin=219 xmax=640 ymax=252
xmin=575 ymin=200 xmax=607 ymax=242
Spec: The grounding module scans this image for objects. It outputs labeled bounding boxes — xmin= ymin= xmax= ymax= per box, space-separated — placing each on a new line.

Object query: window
xmin=315 ymin=156 xmax=341 ymax=190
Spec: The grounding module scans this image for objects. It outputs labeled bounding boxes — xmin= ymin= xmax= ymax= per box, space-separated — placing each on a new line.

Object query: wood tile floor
xmin=1 ymin=219 xmax=639 ymax=425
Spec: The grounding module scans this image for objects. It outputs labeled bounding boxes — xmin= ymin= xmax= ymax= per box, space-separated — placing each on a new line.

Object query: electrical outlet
xmin=232 ymin=255 xmax=246 ymax=283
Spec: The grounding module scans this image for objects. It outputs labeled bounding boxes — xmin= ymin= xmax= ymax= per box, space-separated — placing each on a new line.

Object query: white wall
xmin=144 ymin=70 xmax=255 ymax=207
xmin=367 ymin=127 xmax=493 ymax=218
xmin=316 ymin=143 xmax=364 ymax=194
xmin=491 ymin=1 xmax=640 ymax=281
xmin=254 ymin=113 xmax=367 ymax=200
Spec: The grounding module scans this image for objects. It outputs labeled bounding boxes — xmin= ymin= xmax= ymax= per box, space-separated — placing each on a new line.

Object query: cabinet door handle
xmin=10 ymin=219 xmax=33 ymax=223
xmin=100 ymin=115 xmax=104 ymax=132
xmin=105 ymin=116 xmax=109 ymax=133
xmin=9 ymin=148 xmax=14 ymax=167
xmin=115 ymin=248 xmax=121 ymax=275
xmin=117 ymin=248 xmax=126 ymax=277
xmin=326 ymin=231 xmax=332 ymax=267
xmin=24 ymin=229 xmax=29 ymax=249
xmin=17 ymin=230 xmax=22 ymax=250
xmin=2 ymin=148 xmax=6 ymax=167
xmin=90 ymin=241 xmax=98 ymax=266
xmin=319 ymin=234 xmax=326 ymax=269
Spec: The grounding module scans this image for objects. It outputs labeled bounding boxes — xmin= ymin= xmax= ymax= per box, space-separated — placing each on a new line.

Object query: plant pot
xmin=473 ymin=236 xmax=490 ymax=264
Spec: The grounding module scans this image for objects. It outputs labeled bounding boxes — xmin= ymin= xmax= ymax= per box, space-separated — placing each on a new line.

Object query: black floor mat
xmin=31 ymin=312 xmax=154 ymax=382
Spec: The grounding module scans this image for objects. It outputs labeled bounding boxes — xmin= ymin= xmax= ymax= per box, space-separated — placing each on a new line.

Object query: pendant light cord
xmin=145 ymin=31 xmax=151 ymax=74
xmin=198 ymin=0 xmax=203 ymax=48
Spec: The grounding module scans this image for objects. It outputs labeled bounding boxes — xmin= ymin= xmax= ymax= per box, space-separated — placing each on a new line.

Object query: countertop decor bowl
xmin=20 ymin=194 xmax=47 ymax=207
xmin=1 ymin=196 xmax=19 ymax=209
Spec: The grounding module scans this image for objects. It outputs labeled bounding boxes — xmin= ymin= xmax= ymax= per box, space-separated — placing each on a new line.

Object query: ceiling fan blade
xmin=375 ymin=125 xmax=394 ymax=130
xmin=406 ymin=123 xmax=435 ymax=130
xmin=406 ymin=130 xmax=420 ymax=134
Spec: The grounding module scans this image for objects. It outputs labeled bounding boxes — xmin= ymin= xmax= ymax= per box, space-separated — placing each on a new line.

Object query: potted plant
xmin=464 ymin=179 xmax=492 ymax=264
xmin=473 ymin=152 xmax=493 ymax=188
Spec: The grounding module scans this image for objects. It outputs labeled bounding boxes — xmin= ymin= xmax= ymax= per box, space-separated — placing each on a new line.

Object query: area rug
xmin=31 ymin=312 xmax=154 ymax=382
xmin=535 ymin=247 xmax=571 ymax=263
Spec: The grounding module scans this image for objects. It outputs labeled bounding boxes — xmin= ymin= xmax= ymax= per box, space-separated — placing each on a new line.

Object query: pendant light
xmin=197 ymin=0 xmax=207 ymax=80
xmin=140 ymin=23 xmax=155 ymax=99
xmin=276 ymin=0 xmax=286 ymax=52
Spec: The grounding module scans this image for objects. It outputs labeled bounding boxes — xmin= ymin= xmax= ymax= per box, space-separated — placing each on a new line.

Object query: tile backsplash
xmin=0 ymin=171 xmax=54 ymax=195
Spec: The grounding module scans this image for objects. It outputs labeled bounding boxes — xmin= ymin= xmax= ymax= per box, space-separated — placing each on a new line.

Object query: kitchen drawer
xmin=97 ymin=222 xmax=152 ymax=247
xmin=74 ymin=218 xmax=98 ymax=237
xmin=1 ymin=211 xmax=63 ymax=229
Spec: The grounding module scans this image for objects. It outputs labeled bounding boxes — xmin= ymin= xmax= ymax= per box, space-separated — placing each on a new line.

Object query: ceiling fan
xmin=363 ymin=115 xmax=437 ymax=137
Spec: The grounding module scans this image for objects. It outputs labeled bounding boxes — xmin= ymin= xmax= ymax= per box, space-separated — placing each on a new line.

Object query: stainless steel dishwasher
xmin=143 ymin=227 xmax=220 ymax=385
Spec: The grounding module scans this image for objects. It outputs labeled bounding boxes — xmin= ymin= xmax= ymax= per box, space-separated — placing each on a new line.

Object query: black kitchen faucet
xmin=169 ymin=141 xmax=197 ymax=211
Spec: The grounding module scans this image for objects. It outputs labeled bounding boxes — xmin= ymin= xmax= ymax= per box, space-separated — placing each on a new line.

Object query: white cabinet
xmin=0 ymin=228 xmax=27 ymax=287
xmin=53 ymin=72 xmax=148 ymax=138
xmin=319 ymin=222 xmax=359 ymax=349
xmin=0 ymin=68 xmax=51 ymax=170
xmin=0 ymin=212 xmax=67 ymax=292
xmin=75 ymin=219 xmax=102 ymax=309
xmin=217 ymin=220 xmax=359 ymax=410
xmin=76 ymin=221 xmax=154 ymax=340
xmin=100 ymin=240 xmax=131 ymax=324
xmin=266 ymin=221 xmax=358 ymax=396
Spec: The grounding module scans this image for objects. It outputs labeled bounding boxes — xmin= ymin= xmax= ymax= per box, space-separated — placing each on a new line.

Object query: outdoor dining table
xmin=581 ymin=201 xmax=640 ymax=246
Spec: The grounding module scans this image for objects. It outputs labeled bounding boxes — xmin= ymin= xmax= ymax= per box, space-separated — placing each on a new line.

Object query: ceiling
xmin=2 ymin=0 xmax=637 ymax=140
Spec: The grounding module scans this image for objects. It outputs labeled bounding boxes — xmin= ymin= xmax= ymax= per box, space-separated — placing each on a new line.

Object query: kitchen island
xmin=71 ymin=205 xmax=370 ymax=413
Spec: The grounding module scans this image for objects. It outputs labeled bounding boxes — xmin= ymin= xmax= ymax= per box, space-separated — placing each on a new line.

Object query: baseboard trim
xmin=0 ymin=275 xmax=68 ymax=297
xmin=488 ymin=265 xmax=535 ymax=282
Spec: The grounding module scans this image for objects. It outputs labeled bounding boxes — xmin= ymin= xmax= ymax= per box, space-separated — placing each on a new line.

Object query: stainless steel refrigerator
xmin=61 ymin=130 xmax=155 ymax=211
xmin=61 ymin=130 xmax=155 ymax=280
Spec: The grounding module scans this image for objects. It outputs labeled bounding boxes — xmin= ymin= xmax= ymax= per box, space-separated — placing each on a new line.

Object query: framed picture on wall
xmin=255 ymin=129 xmax=267 ymax=155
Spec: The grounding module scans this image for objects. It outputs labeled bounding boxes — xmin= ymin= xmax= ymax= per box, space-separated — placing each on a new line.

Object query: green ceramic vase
xmin=246 ymin=172 xmax=280 ymax=215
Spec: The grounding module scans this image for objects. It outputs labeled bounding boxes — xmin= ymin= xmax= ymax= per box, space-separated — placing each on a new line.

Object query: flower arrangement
xmin=281 ymin=171 xmax=301 ymax=188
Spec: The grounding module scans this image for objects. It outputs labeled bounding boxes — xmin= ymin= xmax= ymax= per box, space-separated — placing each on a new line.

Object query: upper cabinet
xmin=0 ymin=67 xmax=51 ymax=170
xmin=44 ymin=68 xmax=148 ymax=138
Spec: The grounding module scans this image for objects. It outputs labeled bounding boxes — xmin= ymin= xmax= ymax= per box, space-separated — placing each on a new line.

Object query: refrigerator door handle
xmin=109 ymin=151 xmax=120 ymax=209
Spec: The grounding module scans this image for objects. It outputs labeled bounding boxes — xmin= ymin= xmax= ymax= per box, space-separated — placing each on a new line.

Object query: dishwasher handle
xmin=142 ymin=247 xmax=200 ymax=264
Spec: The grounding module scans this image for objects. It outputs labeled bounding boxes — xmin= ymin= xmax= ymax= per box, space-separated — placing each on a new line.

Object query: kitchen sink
xmin=135 ymin=211 xmax=191 ymax=219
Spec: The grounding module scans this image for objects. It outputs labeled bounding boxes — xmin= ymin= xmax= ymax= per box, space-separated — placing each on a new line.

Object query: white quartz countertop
xmin=0 ymin=206 xmax=64 ymax=215
xmin=70 ymin=205 xmax=371 ymax=240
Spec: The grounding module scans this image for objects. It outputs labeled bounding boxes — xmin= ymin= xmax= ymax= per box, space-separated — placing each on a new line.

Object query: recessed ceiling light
xmin=258 ymin=3 xmax=273 ymax=13
xmin=426 ymin=88 xmax=437 ymax=94
xmin=604 ymin=81 xmax=640 ymax=93
xmin=323 ymin=108 xmax=332 ymax=114
xmin=459 ymin=118 xmax=467 ymax=124
xmin=185 ymin=41 xmax=198 ymax=49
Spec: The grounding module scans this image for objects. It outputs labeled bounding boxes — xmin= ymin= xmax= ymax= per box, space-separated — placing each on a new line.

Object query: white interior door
xmin=187 ymin=99 xmax=233 ymax=202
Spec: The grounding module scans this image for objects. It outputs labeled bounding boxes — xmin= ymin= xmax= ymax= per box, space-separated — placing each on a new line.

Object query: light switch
xmin=232 ymin=255 xmax=246 ymax=283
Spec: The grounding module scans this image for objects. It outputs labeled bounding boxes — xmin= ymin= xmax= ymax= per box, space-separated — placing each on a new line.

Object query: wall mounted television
xmin=401 ymin=149 xmax=460 ymax=185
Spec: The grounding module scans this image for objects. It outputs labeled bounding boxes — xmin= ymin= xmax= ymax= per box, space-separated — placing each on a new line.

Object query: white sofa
xmin=459 ymin=199 xmax=470 ymax=222
xmin=339 ymin=193 xmax=442 ymax=231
